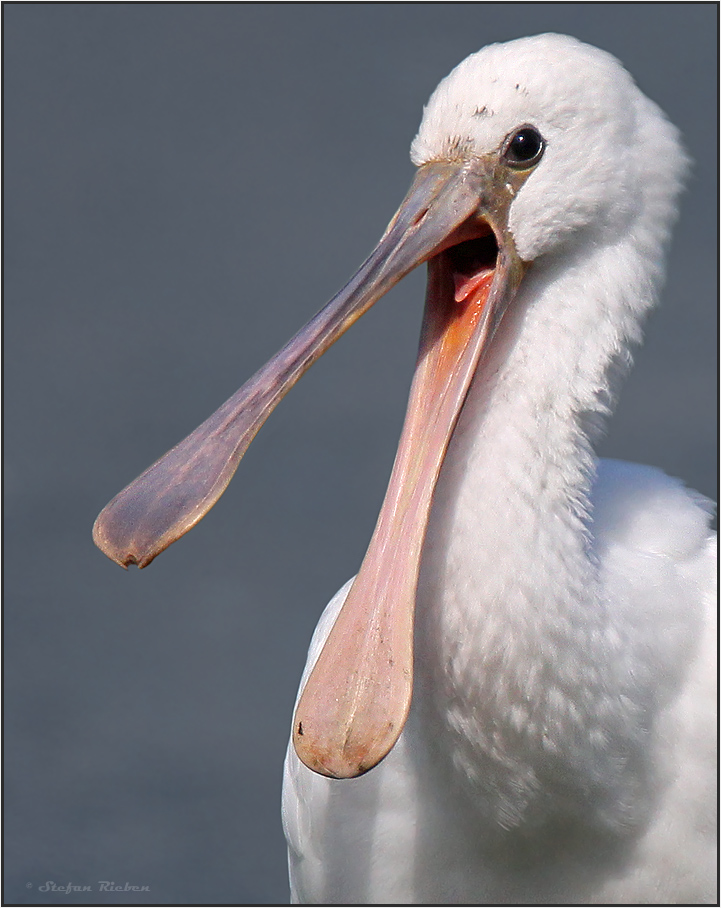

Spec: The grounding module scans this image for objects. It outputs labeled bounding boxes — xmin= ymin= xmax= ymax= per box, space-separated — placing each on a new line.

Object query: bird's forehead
xmin=411 ymin=35 xmax=633 ymax=166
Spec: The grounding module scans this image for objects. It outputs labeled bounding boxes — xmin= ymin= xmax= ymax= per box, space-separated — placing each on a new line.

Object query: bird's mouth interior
xmin=437 ymin=220 xmax=499 ymax=308
xmin=420 ymin=219 xmax=501 ymax=357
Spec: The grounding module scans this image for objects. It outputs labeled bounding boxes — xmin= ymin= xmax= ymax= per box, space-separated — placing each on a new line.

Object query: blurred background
xmin=5 ymin=4 xmax=716 ymax=904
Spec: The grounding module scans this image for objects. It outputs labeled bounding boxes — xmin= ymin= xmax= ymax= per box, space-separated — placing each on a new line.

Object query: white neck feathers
xmin=413 ymin=231 xmax=667 ymax=835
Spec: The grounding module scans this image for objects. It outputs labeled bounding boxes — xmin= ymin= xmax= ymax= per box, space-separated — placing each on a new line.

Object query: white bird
xmin=94 ymin=34 xmax=716 ymax=905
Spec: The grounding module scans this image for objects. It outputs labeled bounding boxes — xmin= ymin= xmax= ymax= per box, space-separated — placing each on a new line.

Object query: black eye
xmin=503 ymin=126 xmax=544 ymax=169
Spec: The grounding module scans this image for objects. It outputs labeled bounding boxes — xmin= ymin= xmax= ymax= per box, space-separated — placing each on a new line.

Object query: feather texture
xmin=282 ymin=34 xmax=716 ymax=904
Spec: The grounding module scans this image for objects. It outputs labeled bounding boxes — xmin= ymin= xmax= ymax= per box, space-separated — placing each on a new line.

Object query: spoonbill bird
xmin=94 ymin=34 xmax=716 ymax=904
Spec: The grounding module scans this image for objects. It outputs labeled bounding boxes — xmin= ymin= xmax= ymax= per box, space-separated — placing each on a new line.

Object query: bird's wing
xmin=591 ymin=459 xmax=717 ymax=903
xmin=281 ymin=579 xmax=353 ymax=903
xmin=282 ymin=577 xmax=420 ymax=903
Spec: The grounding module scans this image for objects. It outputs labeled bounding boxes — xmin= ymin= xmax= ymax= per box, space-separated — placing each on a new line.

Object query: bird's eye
xmin=503 ymin=126 xmax=544 ymax=169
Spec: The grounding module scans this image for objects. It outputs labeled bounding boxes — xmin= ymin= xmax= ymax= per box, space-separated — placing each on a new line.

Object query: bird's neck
xmin=414 ymin=239 xmax=656 ymax=835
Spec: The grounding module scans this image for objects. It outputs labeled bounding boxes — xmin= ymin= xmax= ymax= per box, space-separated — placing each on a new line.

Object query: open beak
xmin=93 ymin=157 xmax=527 ymax=778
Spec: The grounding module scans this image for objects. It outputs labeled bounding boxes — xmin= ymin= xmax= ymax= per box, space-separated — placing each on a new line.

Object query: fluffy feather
xmin=283 ymin=34 xmax=716 ymax=904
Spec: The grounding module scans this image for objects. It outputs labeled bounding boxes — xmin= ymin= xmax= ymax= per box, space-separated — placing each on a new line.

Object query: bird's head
xmin=93 ymin=35 xmax=687 ymax=779
xmin=413 ymin=34 xmax=685 ymax=264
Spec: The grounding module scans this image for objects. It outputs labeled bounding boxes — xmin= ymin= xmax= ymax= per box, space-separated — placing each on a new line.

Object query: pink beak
xmin=94 ymin=158 xmax=526 ymax=778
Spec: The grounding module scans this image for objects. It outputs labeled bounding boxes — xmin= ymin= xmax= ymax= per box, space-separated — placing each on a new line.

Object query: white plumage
xmin=91 ymin=30 xmax=715 ymax=907
xmin=281 ymin=35 xmax=717 ymax=904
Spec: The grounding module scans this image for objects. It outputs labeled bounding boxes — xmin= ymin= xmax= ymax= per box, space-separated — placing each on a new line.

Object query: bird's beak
xmin=93 ymin=158 xmax=526 ymax=777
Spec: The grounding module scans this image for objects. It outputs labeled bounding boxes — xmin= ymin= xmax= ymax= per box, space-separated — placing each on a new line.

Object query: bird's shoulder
xmin=588 ymin=460 xmax=717 ymax=904
xmin=590 ymin=458 xmax=715 ymax=564
xmin=590 ymin=457 xmax=716 ymax=729
xmin=590 ymin=456 xmax=715 ymax=642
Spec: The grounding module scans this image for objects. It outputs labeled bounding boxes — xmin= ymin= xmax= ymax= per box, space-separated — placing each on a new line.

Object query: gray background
xmin=5 ymin=4 xmax=716 ymax=905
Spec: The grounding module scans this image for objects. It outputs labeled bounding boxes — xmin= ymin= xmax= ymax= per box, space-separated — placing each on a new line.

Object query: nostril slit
xmin=413 ymin=207 xmax=430 ymax=226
